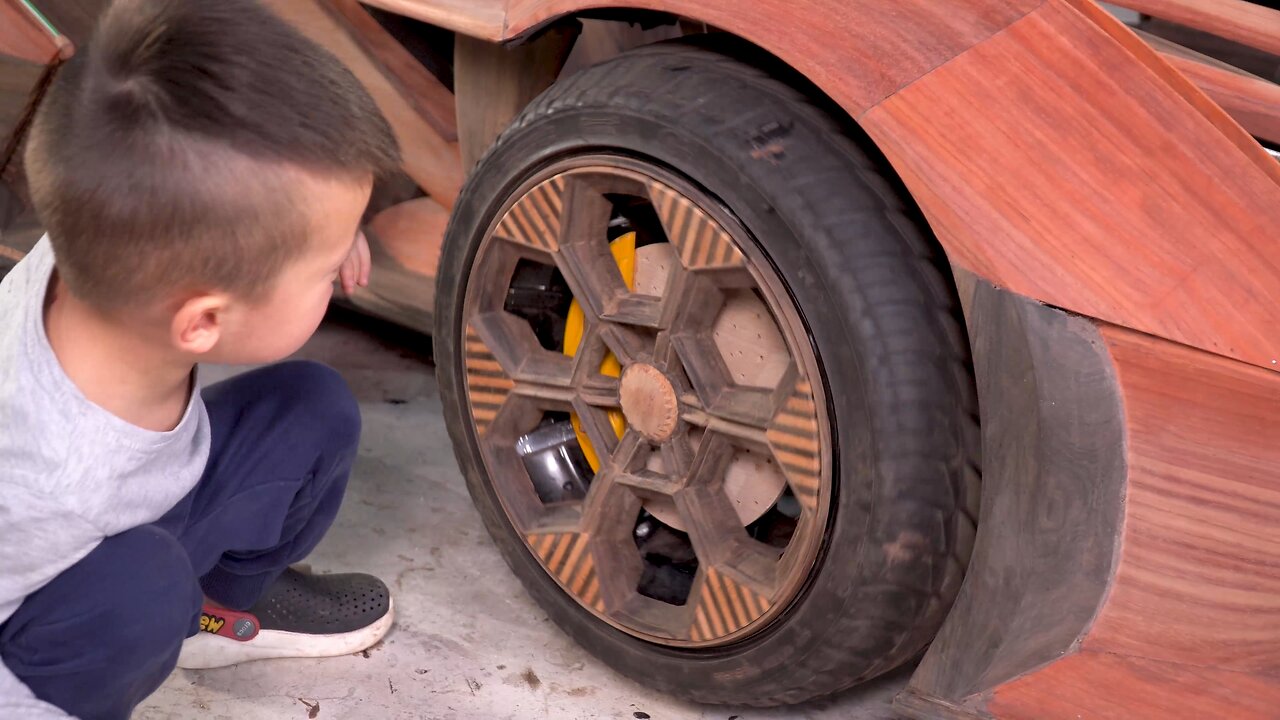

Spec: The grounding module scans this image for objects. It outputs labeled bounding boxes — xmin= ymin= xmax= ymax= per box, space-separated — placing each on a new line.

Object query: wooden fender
xmin=367 ymin=0 xmax=1280 ymax=372
xmin=354 ymin=1 xmax=1280 ymax=714
xmin=896 ymin=276 xmax=1280 ymax=719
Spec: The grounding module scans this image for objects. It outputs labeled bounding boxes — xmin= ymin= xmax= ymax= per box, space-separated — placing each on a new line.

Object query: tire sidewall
xmin=436 ymin=53 xmax=961 ymax=703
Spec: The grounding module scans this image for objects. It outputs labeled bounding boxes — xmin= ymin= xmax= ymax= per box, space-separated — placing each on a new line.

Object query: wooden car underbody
xmin=3 ymin=0 xmax=1279 ymax=716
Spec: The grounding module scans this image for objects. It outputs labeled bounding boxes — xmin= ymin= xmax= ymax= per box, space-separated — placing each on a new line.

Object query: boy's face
xmin=200 ymin=172 xmax=373 ymax=365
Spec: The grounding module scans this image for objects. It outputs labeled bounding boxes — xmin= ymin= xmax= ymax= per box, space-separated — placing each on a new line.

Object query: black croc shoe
xmin=177 ymin=568 xmax=394 ymax=669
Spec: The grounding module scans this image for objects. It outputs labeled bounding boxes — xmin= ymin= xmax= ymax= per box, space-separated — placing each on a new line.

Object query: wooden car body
xmin=2 ymin=1 xmax=1278 ymax=716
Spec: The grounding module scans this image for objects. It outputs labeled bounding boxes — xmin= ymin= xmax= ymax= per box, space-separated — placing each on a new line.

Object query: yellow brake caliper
xmin=563 ymin=232 xmax=635 ymax=470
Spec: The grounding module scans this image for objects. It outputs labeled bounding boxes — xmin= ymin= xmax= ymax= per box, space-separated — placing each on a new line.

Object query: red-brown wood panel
xmin=1084 ymin=326 xmax=1280 ymax=670
xmin=326 ymin=0 xmax=458 ymax=143
xmin=506 ymin=0 xmax=1042 ymax=112
xmin=359 ymin=0 xmax=506 ymax=40
xmin=378 ymin=1 xmax=1280 ymax=370
xmin=964 ymin=324 xmax=1280 ymax=718
xmin=1064 ymin=0 xmax=1279 ymax=183
xmin=1165 ymin=55 xmax=1280 ymax=145
xmin=989 ymin=650 xmax=1280 ymax=719
xmin=499 ymin=0 xmax=1280 ymax=372
xmin=1109 ymin=0 xmax=1280 ymax=57
xmin=0 ymin=1 xmax=62 ymax=65
xmin=902 ymin=321 xmax=1280 ymax=719
xmin=1147 ymin=41 xmax=1280 ymax=145
xmin=861 ymin=1 xmax=1280 ymax=371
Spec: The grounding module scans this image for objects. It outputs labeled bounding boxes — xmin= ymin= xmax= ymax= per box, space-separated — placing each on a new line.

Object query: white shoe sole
xmin=176 ymin=599 xmax=394 ymax=669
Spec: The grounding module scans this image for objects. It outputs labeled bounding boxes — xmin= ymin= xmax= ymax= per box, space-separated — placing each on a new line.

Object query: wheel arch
xmin=482 ymin=0 xmax=1280 ymax=374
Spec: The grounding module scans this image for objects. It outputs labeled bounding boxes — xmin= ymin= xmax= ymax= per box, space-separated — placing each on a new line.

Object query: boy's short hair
xmin=24 ymin=0 xmax=400 ymax=309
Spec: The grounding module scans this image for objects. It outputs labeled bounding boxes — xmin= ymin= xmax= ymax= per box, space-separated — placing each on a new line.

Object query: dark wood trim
xmin=453 ymin=23 xmax=580 ymax=172
xmin=895 ymin=688 xmax=994 ymax=720
xmin=897 ymin=274 xmax=1126 ymax=712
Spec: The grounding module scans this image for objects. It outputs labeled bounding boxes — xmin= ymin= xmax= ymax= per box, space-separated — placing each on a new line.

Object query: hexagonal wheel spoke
xmin=573 ymin=399 xmax=625 ymax=462
xmin=469 ymin=312 xmax=574 ymax=389
xmin=599 ymin=323 xmax=658 ymax=367
xmin=464 ymin=160 xmax=831 ymax=649
xmin=553 ymin=171 xmax=648 ymax=324
xmin=674 ymin=484 xmax=780 ymax=598
xmin=674 ymin=338 xmax=789 ymax=430
xmin=579 ymin=431 xmax=642 ymax=527
xmin=660 ymin=433 xmax=696 ymax=477
xmin=674 ymin=484 xmax=740 ymax=566
xmin=664 ymin=269 xmax=726 ymax=333
xmin=613 ymin=436 xmax=684 ymax=499
xmin=577 ymin=377 xmax=621 ymax=408
xmin=576 ymin=464 xmax=646 ymax=613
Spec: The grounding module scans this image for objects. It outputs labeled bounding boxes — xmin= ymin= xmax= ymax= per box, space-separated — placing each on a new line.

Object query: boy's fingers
xmin=339 ymin=256 xmax=356 ymax=294
xmin=358 ymin=232 xmax=372 ymax=287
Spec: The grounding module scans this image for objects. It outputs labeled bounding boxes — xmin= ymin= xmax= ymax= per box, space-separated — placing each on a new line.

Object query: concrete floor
xmin=136 ymin=311 xmax=907 ymax=720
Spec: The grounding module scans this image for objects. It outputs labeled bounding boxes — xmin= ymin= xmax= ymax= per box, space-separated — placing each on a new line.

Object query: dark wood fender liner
xmin=895 ymin=276 xmax=1126 ymax=719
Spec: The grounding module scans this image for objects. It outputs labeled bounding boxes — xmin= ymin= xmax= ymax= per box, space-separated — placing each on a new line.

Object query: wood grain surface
xmin=454 ymin=25 xmax=578 ymax=171
xmin=1064 ymin=0 xmax=1279 ymax=183
xmin=1108 ymin=0 xmax=1280 ymax=57
xmin=1084 ymin=326 xmax=1280 ymax=671
xmin=900 ymin=316 xmax=1280 ymax=718
xmin=1160 ymin=52 xmax=1280 ymax=144
xmin=358 ymin=0 xmax=506 ymax=40
xmin=505 ymin=0 xmax=1041 ymax=111
xmin=0 ymin=0 xmax=62 ymax=65
xmin=862 ymin=1 xmax=1280 ymax=371
xmin=989 ymin=650 xmax=1280 ymax=719
xmin=325 ymin=0 xmax=458 ymax=143
xmin=33 ymin=0 xmax=110 ymax=45
xmin=1138 ymin=28 xmax=1280 ymax=144
xmin=260 ymin=0 xmax=463 ymax=207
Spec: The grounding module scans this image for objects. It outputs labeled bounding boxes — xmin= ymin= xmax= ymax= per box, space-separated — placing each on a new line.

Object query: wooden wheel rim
xmin=461 ymin=155 xmax=833 ymax=648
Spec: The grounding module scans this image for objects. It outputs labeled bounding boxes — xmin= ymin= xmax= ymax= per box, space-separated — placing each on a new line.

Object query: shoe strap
xmin=198 ymin=603 xmax=261 ymax=642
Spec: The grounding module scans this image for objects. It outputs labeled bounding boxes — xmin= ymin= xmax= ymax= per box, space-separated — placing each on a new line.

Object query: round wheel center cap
xmin=620 ymin=364 xmax=679 ymax=442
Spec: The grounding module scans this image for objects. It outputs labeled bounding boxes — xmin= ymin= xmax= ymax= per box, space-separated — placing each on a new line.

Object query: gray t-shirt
xmin=0 ymin=238 xmax=210 ymax=717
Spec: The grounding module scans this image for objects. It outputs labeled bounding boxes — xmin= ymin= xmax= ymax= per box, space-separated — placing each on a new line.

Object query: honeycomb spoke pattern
xmin=464 ymin=162 xmax=831 ymax=648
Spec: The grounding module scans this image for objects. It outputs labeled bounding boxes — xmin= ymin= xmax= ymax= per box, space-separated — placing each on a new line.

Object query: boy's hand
xmin=339 ymin=230 xmax=372 ymax=294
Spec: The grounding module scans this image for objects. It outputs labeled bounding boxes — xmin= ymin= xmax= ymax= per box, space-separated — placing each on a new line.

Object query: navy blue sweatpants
xmin=0 ymin=361 xmax=359 ymax=720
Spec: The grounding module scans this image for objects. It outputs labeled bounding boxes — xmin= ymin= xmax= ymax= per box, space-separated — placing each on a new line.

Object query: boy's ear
xmin=171 ymin=293 xmax=230 ymax=355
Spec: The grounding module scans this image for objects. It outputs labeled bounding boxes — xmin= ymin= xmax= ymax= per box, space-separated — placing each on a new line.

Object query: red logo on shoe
xmin=199 ymin=604 xmax=260 ymax=642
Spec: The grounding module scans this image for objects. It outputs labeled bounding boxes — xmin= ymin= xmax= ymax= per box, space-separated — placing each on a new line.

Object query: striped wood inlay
xmin=527 ymin=532 xmax=605 ymax=612
xmin=649 ymin=181 xmax=745 ymax=270
xmin=465 ymin=325 xmax=514 ymax=437
xmin=767 ymin=379 xmax=821 ymax=513
xmin=493 ymin=176 xmax=566 ymax=251
xmin=690 ymin=567 xmax=772 ymax=641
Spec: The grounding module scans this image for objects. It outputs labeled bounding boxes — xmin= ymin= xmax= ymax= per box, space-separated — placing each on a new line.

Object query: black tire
xmin=435 ymin=40 xmax=979 ymax=706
